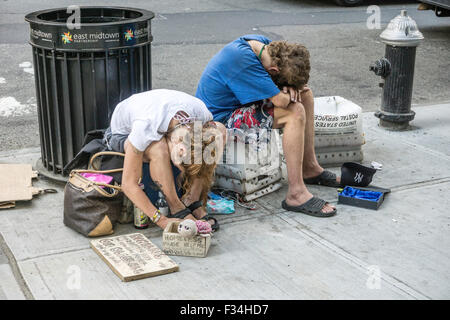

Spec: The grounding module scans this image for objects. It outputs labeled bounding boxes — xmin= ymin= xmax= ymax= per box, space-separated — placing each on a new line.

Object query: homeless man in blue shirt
xmin=196 ymin=35 xmax=340 ymax=217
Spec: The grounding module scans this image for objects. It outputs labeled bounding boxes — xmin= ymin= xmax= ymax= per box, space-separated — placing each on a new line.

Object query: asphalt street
xmin=0 ymin=0 xmax=449 ymax=152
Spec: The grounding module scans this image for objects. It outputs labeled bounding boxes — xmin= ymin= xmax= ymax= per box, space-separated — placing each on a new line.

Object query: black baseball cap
xmin=340 ymin=162 xmax=377 ymax=187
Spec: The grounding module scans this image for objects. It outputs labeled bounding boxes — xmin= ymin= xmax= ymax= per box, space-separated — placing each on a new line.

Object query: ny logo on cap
xmin=354 ymin=172 xmax=364 ymax=184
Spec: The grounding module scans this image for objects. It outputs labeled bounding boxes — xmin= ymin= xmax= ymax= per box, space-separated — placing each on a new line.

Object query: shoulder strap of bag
xmin=89 ymin=151 xmax=125 ymax=171
xmin=76 ymin=151 xmax=125 ymax=191
xmin=82 ymin=151 xmax=143 ymax=191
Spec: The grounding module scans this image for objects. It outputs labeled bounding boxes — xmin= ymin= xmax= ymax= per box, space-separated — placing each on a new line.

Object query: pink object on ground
xmin=79 ymin=173 xmax=114 ymax=187
xmin=195 ymin=220 xmax=212 ymax=234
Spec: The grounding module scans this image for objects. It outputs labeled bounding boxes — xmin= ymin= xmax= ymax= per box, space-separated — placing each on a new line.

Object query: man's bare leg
xmin=300 ymin=89 xmax=340 ymax=183
xmin=145 ymin=138 xmax=196 ymax=220
xmin=274 ymin=101 xmax=335 ymax=213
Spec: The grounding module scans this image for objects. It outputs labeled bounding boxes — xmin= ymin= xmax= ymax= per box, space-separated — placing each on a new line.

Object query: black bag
xmin=63 ymin=130 xmax=125 ymax=183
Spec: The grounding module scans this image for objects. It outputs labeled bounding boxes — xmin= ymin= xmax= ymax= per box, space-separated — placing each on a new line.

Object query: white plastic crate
xmin=315 ymin=145 xmax=364 ymax=166
xmin=314 ymin=132 xmax=365 ymax=148
xmin=215 ymin=159 xmax=281 ymax=181
xmin=217 ymin=130 xmax=282 ymax=180
xmin=241 ymin=182 xmax=283 ymax=202
xmin=214 ymin=167 xmax=282 ymax=195
xmin=222 ymin=131 xmax=281 ymax=167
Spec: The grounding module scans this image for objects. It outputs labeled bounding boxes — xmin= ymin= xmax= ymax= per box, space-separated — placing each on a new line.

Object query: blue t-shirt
xmin=196 ymin=34 xmax=280 ymax=123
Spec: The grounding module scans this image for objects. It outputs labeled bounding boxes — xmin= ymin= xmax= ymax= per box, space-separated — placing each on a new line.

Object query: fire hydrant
xmin=370 ymin=10 xmax=424 ymax=130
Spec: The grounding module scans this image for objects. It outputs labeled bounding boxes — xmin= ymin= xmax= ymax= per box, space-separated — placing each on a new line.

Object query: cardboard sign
xmin=0 ymin=164 xmax=39 ymax=204
xmin=90 ymin=233 xmax=179 ymax=282
xmin=0 ymin=201 xmax=15 ymax=209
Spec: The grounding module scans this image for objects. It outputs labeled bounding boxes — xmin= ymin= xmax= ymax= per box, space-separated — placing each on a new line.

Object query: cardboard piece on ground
xmin=90 ymin=233 xmax=179 ymax=282
xmin=0 ymin=201 xmax=15 ymax=209
xmin=0 ymin=164 xmax=39 ymax=204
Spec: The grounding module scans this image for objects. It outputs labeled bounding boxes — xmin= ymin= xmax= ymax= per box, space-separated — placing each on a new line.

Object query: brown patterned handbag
xmin=63 ymin=152 xmax=125 ymax=237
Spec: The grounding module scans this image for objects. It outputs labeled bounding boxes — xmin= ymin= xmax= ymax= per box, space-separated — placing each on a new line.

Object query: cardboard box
xmin=0 ymin=164 xmax=40 ymax=209
xmin=163 ymin=221 xmax=211 ymax=258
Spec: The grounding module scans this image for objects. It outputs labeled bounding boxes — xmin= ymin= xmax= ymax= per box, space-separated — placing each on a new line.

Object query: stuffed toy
xmin=177 ymin=219 xmax=212 ymax=238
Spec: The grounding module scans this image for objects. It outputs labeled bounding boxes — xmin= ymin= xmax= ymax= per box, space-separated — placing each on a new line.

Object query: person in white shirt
xmin=106 ymin=89 xmax=226 ymax=230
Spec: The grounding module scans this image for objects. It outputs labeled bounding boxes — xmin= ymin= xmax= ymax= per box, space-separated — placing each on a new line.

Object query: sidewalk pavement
xmin=1 ymin=102 xmax=449 ymax=300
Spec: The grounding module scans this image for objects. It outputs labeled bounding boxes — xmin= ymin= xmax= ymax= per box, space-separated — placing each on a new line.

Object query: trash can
xmin=25 ymin=7 xmax=154 ymax=179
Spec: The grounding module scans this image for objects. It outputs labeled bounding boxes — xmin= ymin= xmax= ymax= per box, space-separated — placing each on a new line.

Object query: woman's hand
xmin=155 ymin=216 xmax=182 ymax=230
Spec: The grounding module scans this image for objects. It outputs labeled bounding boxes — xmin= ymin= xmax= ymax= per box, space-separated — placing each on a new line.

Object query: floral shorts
xmin=225 ymin=100 xmax=275 ymax=144
xmin=226 ymin=100 xmax=274 ymax=130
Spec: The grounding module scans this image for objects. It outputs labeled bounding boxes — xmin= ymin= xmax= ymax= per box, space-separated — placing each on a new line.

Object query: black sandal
xmin=187 ymin=201 xmax=220 ymax=232
xmin=169 ymin=207 xmax=192 ymax=219
xmin=201 ymin=214 xmax=220 ymax=232
xmin=304 ymin=170 xmax=341 ymax=188
xmin=187 ymin=200 xmax=203 ymax=212
xmin=282 ymin=197 xmax=336 ymax=218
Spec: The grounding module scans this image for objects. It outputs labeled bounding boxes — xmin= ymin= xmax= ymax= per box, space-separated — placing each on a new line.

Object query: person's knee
xmin=302 ymin=87 xmax=313 ymax=98
xmin=288 ymin=102 xmax=306 ymax=124
xmin=301 ymin=88 xmax=314 ymax=105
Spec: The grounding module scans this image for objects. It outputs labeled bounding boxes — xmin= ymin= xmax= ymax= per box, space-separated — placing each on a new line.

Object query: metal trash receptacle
xmin=25 ymin=7 xmax=154 ymax=179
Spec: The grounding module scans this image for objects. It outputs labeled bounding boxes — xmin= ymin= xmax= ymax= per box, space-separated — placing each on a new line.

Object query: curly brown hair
xmin=266 ymin=41 xmax=311 ymax=90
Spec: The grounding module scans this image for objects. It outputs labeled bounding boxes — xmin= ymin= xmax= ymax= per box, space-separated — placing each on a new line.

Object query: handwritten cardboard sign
xmin=90 ymin=233 xmax=179 ymax=282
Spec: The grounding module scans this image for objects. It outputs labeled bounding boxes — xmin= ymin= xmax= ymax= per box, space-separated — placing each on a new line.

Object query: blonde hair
xmin=170 ymin=122 xmax=221 ymax=206
xmin=266 ymin=41 xmax=311 ymax=90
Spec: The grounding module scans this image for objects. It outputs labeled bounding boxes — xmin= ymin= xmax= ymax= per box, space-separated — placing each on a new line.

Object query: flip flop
xmin=168 ymin=207 xmax=192 ymax=219
xmin=200 ymin=214 xmax=220 ymax=232
xmin=304 ymin=170 xmax=341 ymax=188
xmin=187 ymin=200 xmax=203 ymax=212
xmin=187 ymin=200 xmax=220 ymax=232
xmin=282 ymin=197 xmax=337 ymax=217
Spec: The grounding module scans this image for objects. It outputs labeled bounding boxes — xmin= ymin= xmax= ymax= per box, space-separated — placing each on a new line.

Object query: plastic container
xmin=338 ymin=186 xmax=391 ymax=210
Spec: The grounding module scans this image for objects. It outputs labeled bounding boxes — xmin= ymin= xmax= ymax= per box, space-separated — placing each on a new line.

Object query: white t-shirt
xmin=110 ymin=89 xmax=213 ymax=152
